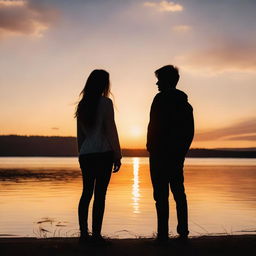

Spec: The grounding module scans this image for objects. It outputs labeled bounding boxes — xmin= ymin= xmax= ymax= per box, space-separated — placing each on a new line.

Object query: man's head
xmin=155 ymin=65 xmax=180 ymax=91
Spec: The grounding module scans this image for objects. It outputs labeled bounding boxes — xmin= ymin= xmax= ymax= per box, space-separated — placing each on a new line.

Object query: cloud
xmin=0 ymin=0 xmax=25 ymax=7
xmin=176 ymin=41 xmax=256 ymax=72
xmin=0 ymin=0 xmax=58 ymax=38
xmin=172 ymin=25 xmax=191 ymax=32
xmin=144 ymin=1 xmax=183 ymax=12
xmin=226 ymin=135 xmax=256 ymax=141
xmin=195 ymin=118 xmax=256 ymax=141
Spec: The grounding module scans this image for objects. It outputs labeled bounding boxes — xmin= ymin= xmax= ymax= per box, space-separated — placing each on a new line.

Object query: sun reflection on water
xmin=132 ymin=157 xmax=140 ymax=214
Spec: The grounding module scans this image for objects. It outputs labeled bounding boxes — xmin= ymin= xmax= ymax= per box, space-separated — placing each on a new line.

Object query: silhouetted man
xmin=147 ymin=65 xmax=194 ymax=242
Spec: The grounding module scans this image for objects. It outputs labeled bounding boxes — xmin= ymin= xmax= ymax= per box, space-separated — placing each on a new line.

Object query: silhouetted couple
xmin=75 ymin=65 xmax=194 ymax=245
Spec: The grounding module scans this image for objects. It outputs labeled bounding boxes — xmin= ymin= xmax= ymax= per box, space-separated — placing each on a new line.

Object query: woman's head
xmin=75 ymin=69 xmax=111 ymax=127
xmin=81 ymin=69 xmax=110 ymax=98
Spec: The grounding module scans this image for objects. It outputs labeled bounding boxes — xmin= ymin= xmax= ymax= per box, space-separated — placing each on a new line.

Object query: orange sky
xmin=0 ymin=0 xmax=255 ymax=148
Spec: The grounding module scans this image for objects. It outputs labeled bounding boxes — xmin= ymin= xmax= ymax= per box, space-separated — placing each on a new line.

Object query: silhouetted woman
xmin=75 ymin=69 xmax=122 ymax=244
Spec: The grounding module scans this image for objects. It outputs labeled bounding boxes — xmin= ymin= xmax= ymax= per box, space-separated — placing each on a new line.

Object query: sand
xmin=0 ymin=235 xmax=255 ymax=256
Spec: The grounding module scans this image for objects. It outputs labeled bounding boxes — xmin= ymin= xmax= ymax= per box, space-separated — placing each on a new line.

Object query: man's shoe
xmin=175 ymin=234 xmax=189 ymax=244
xmin=153 ymin=236 xmax=169 ymax=246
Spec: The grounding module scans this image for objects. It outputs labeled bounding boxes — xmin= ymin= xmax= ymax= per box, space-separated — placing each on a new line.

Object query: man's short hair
xmin=155 ymin=65 xmax=180 ymax=87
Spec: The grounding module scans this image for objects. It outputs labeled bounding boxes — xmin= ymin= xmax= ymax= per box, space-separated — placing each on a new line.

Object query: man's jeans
xmin=150 ymin=154 xmax=189 ymax=238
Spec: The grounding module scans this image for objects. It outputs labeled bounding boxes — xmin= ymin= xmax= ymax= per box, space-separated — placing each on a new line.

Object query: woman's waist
xmin=79 ymin=137 xmax=112 ymax=154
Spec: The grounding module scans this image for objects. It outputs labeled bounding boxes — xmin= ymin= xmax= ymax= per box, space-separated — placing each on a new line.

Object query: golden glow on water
xmin=132 ymin=158 xmax=140 ymax=214
xmin=0 ymin=157 xmax=256 ymax=238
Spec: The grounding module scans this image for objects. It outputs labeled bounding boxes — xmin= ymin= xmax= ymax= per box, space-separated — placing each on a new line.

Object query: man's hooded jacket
xmin=147 ymin=88 xmax=194 ymax=156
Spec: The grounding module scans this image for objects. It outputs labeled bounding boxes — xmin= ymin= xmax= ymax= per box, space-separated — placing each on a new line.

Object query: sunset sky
xmin=0 ymin=0 xmax=255 ymax=149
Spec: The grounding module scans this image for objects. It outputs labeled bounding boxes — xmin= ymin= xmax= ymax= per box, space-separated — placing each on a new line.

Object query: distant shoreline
xmin=1 ymin=154 xmax=256 ymax=158
xmin=0 ymin=135 xmax=256 ymax=158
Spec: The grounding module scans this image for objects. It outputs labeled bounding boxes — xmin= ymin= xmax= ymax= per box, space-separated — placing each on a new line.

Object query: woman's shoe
xmin=90 ymin=234 xmax=111 ymax=246
xmin=78 ymin=233 xmax=90 ymax=245
xmin=175 ymin=234 xmax=189 ymax=244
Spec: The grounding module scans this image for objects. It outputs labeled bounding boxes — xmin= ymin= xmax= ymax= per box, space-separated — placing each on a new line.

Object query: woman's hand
xmin=113 ymin=159 xmax=121 ymax=173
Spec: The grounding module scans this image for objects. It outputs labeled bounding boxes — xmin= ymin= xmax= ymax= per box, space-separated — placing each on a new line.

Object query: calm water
xmin=0 ymin=157 xmax=255 ymax=238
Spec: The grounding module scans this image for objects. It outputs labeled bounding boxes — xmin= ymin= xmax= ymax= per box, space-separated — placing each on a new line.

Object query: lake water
xmin=0 ymin=157 xmax=255 ymax=238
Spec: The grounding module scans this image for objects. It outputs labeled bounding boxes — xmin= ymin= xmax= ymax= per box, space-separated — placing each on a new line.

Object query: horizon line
xmin=0 ymin=134 xmax=255 ymax=150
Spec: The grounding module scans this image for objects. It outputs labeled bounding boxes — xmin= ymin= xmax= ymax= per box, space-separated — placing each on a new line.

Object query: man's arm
xmin=180 ymin=103 xmax=194 ymax=155
xmin=147 ymin=95 xmax=160 ymax=152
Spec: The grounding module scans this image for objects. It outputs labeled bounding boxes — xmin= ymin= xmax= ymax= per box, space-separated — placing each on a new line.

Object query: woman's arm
xmin=104 ymin=99 xmax=122 ymax=166
xmin=76 ymin=118 xmax=86 ymax=154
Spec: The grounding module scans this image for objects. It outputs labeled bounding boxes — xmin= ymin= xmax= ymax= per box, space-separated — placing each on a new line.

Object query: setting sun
xmin=130 ymin=126 xmax=143 ymax=138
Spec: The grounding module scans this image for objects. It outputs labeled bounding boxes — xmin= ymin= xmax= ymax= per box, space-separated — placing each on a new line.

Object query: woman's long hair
xmin=75 ymin=69 xmax=110 ymax=128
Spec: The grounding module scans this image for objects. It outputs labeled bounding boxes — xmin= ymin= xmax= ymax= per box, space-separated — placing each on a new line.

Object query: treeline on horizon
xmin=0 ymin=135 xmax=255 ymax=158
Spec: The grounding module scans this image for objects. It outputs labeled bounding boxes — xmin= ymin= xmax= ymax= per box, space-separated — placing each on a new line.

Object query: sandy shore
xmin=0 ymin=235 xmax=255 ymax=256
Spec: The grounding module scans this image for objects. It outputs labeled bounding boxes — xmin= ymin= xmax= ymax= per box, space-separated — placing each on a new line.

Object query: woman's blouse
xmin=77 ymin=96 xmax=122 ymax=160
